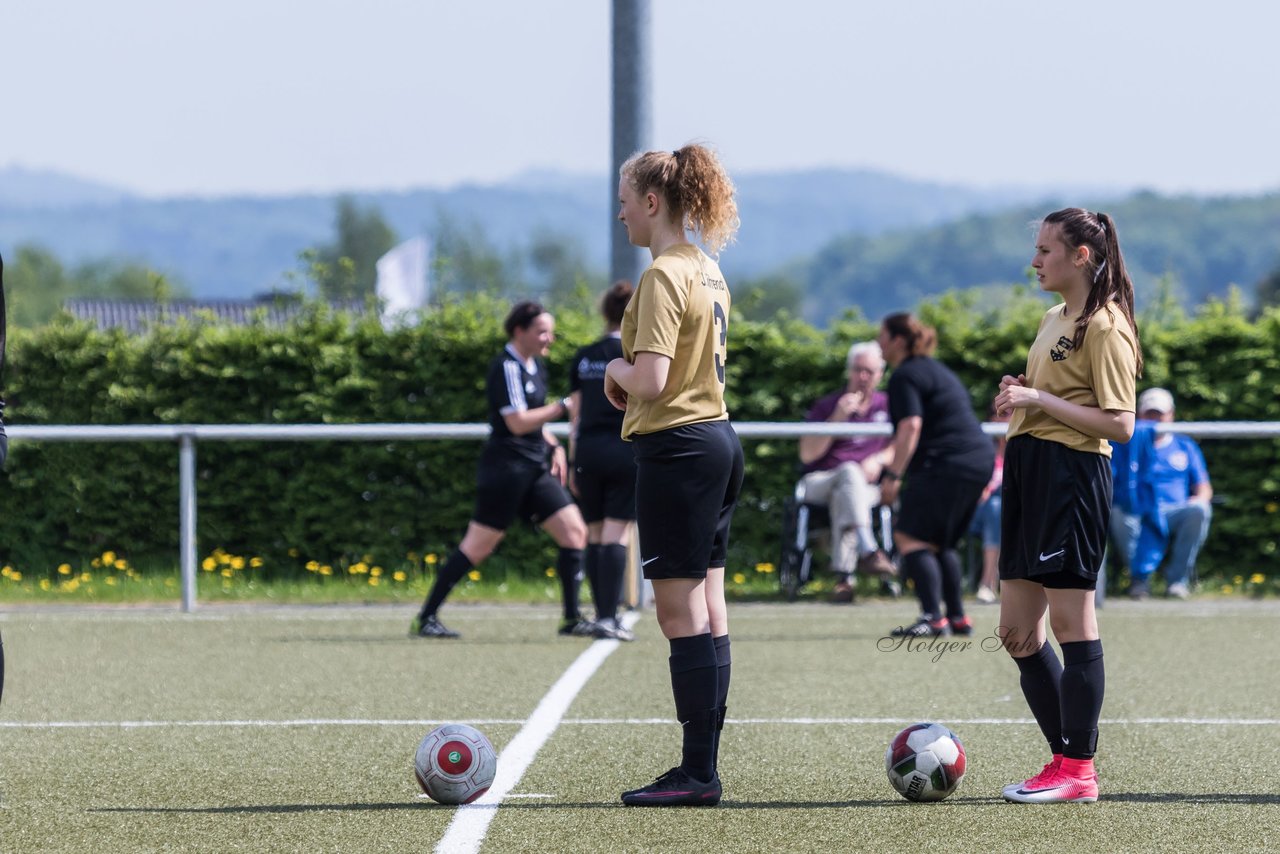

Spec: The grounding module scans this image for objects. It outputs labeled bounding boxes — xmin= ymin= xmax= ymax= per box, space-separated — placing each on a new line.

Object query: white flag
xmin=375 ymin=236 xmax=430 ymax=321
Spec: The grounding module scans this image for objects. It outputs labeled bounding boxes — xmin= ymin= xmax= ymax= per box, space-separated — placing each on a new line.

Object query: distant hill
xmin=0 ymin=165 xmax=133 ymax=208
xmin=0 ymin=166 xmax=1071 ymax=299
xmin=798 ymin=191 xmax=1280 ymax=322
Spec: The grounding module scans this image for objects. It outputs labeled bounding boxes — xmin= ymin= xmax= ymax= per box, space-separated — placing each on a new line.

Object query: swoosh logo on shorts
xmin=1038 ymin=549 xmax=1066 ymax=562
xmin=642 ymin=556 xmax=661 ymax=567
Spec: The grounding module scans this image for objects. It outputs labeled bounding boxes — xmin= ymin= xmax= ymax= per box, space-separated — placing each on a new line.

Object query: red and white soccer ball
xmin=885 ymin=722 xmax=966 ymax=802
xmin=414 ymin=723 xmax=498 ymax=805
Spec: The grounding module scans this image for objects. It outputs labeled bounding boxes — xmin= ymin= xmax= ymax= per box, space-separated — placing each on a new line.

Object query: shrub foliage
xmin=1 ymin=292 xmax=1276 ymax=580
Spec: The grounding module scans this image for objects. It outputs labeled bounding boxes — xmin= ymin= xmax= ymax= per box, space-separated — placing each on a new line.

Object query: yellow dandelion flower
xmin=1250 ymin=573 xmax=1266 ymax=585
xmin=39 ymin=579 xmax=52 ymax=591
xmin=202 ymin=557 xmax=217 ymax=571
xmin=732 ymin=572 xmax=746 ymax=585
xmin=305 ymin=560 xmax=320 ymax=572
xmin=1234 ymin=575 xmax=1244 ymax=585
xmin=102 ymin=550 xmax=116 ymax=564
xmin=545 ymin=567 xmax=556 ymax=577
xmin=61 ymin=579 xmax=79 ymax=592
xmin=1221 ymin=584 xmax=1234 ymax=594
xmin=249 ymin=557 xmax=264 ymax=568
xmin=1 ymin=565 xmax=11 ymax=578
xmin=368 ymin=576 xmax=380 ymax=587
xmin=221 ymin=568 xmax=234 ymax=578
xmin=350 ymin=562 xmax=368 ymax=575
xmin=91 ymin=558 xmax=102 ymax=568
xmin=57 ymin=563 xmax=72 ymax=575
xmin=80 ymin=572 xmax=92 ymax=583
xmin=1267 ymin=503 xmax=1279 ymax=514
xmin=218 ymin=553 xmax=232 ymax=566
xmin=370 ymin=566 xmax=383 ymax=577
xmin=9 ymin=570 xmax=21 ymax=581
xmin=114 ymin=559 xmax=127 ymax=570
xmin=319 ymin=565 xmax=333 ymax=576
xmin=425 ymin=554 xmax=438 ymax=565
xmin=468 ymin=570 xmax=481 ymax=582
xmin=407 ymin=552 xmax=419 ymax=563
xmin=755 ymin=562 xmax=775 ymax=574
xmin=105 ymin=576 xmax=117 ymax=586
xmin=229 ymin=556 xmax=244 ymax=570
xmin=393 ymin=571 xmax=407 ymax=582
xmin=288 ymin=548 xmax=299 ymax=557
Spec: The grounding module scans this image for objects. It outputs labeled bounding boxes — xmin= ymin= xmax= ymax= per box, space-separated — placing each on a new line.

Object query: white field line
xmin=5 ymin=715 xmax=1278 ymax=729
xmin=434 ymin=611 xmax=640 ymax=854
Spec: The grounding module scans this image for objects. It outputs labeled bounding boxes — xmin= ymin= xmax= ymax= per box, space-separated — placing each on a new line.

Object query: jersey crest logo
xmin=1050 ymin=335 xmax=1074 ymax=362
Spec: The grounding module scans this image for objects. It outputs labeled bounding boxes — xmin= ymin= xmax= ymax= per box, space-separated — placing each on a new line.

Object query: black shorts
xmin=632 ymin=420 xmax=744 ymax=580
xmin=896 ymin=470 xmax=987 ymax=551
xmin=473 ymin=452 xmax=574 ymax=530
xmin=999 ymin=434 xmax=1110 ymax=590
xmin=573 ymin=434 xmax=637 ymax=523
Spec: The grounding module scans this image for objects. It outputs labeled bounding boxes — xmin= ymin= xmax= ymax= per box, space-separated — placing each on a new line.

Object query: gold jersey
xmin=620 ymin=244 xmax=731 ymax=439
xmin=1007 ymin=302 xmax=1138 ymax=456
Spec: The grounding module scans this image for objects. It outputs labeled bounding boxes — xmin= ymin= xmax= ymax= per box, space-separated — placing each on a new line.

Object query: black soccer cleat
xmin=621 ymin=767 xmax=722 ymax=807
xmin=591 ymin=618 xmax=635 ymax=642
xmin=558 ymin=616 xmax=597 ymax=637
xmin=890 ymin=616 xmax=950 ymax=638
xmin=410 ymin=614 xmax=460 ymax=639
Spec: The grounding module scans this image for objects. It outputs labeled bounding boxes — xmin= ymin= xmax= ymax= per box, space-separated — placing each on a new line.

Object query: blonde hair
xmin=620 ymin=143 xmax=740 ymax=255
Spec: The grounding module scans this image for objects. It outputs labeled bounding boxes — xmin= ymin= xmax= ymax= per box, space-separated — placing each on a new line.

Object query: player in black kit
xmin=410 ymin=301 xmax=591 ymax=639
xmin=568 ymin=281 xmax=637 ymax=641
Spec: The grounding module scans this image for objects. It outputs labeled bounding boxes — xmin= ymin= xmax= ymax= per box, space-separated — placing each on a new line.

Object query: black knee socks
xmin=937 ymin=549 xmax=965 ymax=620
xmin=1060 ymin=639 xmax=1104 ymax=759
xmin=584 ymin=544 xmax=602 ymax=614
xmin=556 ymin=548 xmax=584 ymax=621
xmin=419 ymin=550 xmax=473 ymax=619
xmin=597 ymin=544 xmax=627 ymax=623
xmin=712 ymin=634 xmax=731 ymax=766
xmin=901 ymin=549 xmax=942 ymax=619
xmin=1014 ymin=641 xmax=1064 ymax=755
xmin=669 ymin=633 xmax=719 ymax=782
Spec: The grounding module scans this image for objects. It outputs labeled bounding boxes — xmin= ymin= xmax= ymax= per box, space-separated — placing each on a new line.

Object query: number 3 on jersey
xmin=713 ymin=301 xmax=728 ymax=384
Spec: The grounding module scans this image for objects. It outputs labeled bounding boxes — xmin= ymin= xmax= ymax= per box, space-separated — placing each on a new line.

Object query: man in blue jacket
xmin=1110 ymin=388 xmax=1213 ymax=599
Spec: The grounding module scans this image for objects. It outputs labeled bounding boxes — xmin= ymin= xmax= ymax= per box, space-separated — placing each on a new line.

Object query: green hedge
xmin=1 ymin=292 xmax=1277 ymax=580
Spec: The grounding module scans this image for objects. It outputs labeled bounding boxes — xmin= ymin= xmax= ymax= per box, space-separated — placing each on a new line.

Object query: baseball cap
xmin=1137 ymin=387 xmax=1174 ymax=414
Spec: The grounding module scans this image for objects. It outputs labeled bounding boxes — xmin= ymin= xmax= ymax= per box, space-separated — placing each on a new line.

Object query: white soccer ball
xmin=884 ymin=722 xmax=966 ymax=802
xmin=414 ymin=723 xmax=498 ymax=804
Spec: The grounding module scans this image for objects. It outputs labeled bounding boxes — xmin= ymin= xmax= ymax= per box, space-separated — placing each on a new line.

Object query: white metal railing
xmin=9 ymin=420 xmax=1274 ymax=611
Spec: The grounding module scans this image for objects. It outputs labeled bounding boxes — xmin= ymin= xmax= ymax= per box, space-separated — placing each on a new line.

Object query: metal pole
xmin=179 ymin=433 xmax=197 ymax=612
xmin=611 ymin=0 xmax=651 ymax=286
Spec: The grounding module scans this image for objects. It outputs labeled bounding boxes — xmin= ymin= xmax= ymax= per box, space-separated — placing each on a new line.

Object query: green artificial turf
xmin=2 ymin=600 xmax=1278 ymax=852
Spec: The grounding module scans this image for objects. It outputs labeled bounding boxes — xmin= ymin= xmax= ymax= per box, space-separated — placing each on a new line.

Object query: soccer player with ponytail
xmin=606 ymin=143 xmax=743 ymax=806
xmin=994 ymin=208 xmax=1141 ymax=803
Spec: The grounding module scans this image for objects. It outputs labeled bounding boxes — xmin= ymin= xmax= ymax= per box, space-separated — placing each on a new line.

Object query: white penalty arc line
xmin=434 ymin=611 xmax=640 ymax=854
xmin=5 ymin=715 xmax=1280 ymax=729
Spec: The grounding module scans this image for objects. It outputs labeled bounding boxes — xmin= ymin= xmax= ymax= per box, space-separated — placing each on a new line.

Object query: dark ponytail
xmin=881 ymin=311 xmax=937 ymax=358
xmin=1042 ymin=208 xmax=1144 ymax=375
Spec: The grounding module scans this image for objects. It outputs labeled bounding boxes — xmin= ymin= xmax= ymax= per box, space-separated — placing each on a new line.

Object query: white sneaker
xmin=1167 ymin=582 xmax=1190 ymax=600
xmin=976 ymin=585 xmax=997 ymax=604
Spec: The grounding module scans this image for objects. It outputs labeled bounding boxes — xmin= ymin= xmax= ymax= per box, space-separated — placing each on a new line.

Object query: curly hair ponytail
xmin=621 ymin=143 xmax=740 ymax=255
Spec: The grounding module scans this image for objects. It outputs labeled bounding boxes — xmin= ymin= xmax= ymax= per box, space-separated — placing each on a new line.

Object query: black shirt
xmin=887 ymin=355 xmax=994 ymax=482
xmin=485 ymin=344 xmax=550 ymax=466
xmin=569 ymin=335 xmax=625 ymax=440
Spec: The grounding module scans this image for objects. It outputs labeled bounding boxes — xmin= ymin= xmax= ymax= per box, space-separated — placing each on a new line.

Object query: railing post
xmin=179 ymin=433 xmax=197 ymax=612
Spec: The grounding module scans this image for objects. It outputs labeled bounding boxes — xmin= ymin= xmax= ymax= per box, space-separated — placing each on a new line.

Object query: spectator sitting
xmin=971 ymin=407 xmax=1010 ymax=604
xmin=797 ymin=341 xmax=897 ymax=602
xmin=1110 ymin=387 xmax=1212 ymax=600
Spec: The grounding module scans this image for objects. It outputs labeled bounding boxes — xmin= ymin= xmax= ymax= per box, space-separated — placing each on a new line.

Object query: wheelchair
xmin=778 ymin=477 xmax=899 ymax=601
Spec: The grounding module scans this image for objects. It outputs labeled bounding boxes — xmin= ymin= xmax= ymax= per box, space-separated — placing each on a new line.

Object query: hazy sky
xmin=5 ymin=0 xmax=1278 ymax=198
